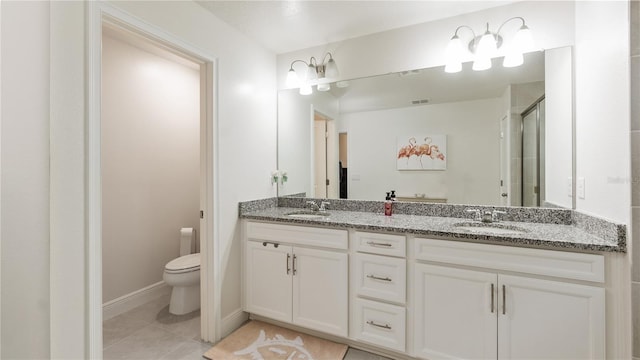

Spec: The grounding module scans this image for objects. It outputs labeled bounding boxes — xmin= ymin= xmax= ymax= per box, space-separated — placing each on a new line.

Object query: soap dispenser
xmin=384 ymin=192 xmax=393 ymax=216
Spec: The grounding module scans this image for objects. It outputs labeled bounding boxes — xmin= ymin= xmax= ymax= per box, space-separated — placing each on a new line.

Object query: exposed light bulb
xmin=317 ymin=83 xmax=331 ymax=91
xmin=286 ymin=69 xmax=299 ymax=88
xmin=503 ymin=51 xmax=523 ymax=68
xmin=472 ymin=56 xmax=492 ymax=71
xmin=299 ymin=84 xmax=312 ymax=95
xmin=445 ymin=61 xmax=462 ymax=73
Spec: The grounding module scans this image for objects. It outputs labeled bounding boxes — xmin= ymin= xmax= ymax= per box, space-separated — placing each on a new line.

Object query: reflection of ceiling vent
xmin=399 ymin=69 xmax=421 ymax=77
xmin=411 ymin=99 xmax=430 ymax=105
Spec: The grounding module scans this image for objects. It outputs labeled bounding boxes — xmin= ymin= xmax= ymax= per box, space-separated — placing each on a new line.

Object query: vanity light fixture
xmin=444 ymin=17 xmax=534 ymax=73
xmin=286 ymin=52 xmax=339 ymax=95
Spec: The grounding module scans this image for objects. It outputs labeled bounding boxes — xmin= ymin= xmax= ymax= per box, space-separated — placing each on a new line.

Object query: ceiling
xmin=334 ymin=50 xmax=544 ymax=113
xmin=196 ymin=1 xmax=516 ymax=54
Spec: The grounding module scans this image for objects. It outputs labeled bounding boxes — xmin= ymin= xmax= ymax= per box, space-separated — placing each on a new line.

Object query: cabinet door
xmin=414 ymin=263 xmax=498 ymax=360
xmin=245 ymin=241 xmax=292 ymax=323
xmin=292 ymin=247 xmax=348 ymax=337
xmin=498 ymin=275 xmax=605 ymax=359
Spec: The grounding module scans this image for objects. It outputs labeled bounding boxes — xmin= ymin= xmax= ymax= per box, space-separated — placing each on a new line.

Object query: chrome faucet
xmin=466 ymin=208 xmax=507 ymax=223
xmin=466 ymin=208 xmax=482 ymax=221
xmin=319 ymin=201 xmax=330 ymax=212
xmin=306 ymin=201 xmax=320 ymax=211
xmin=306 ymin=200 xmax=330 ymax=212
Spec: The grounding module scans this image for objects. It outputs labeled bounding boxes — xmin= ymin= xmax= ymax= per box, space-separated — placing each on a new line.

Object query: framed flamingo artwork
xmin=397 ymin=135 xmax=447 ymax=170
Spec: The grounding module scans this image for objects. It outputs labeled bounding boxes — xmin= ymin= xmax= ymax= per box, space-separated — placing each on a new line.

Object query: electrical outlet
xmin=567 ymin=177 xmax=572 ymax=197
xmin=577 ymin=177 xmax=585 ymax=199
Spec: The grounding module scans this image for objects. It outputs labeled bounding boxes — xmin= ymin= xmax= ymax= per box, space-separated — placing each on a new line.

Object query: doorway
xmin=100 ymin=21 xmax=203 ymax=354
xmin=339 ymin=132 xmax=348 ymax=199
xmin=521 ymin=97 xmax=546 ymax=207
xmin=499 ymin=115 xmax=509 ymax=206
xmin=313 ymin=111 xmax=337 ymax=198
xmin=88 ymin=4 xmax=219 ymax=357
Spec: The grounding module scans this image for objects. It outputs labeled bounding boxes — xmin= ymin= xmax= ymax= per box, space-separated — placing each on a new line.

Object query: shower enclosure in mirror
xmin=277 ymin=47 xmax=573 ymax=209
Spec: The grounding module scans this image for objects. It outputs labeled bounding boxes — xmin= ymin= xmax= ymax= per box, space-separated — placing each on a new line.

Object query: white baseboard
xmin=221 ymin=309 xmax=249 ymax=338
xmin=103 ymin=281 xmax=171 ymax=320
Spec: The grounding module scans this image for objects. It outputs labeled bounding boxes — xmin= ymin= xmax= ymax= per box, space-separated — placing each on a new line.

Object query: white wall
xmin=1 ymin=1 xmax=51 ymax=358
xmin=574 ymin=1 xmax=630 ymax=223
xmin=278 ymin=89 xmax=339 ymax=197
xmin=341 ymin=98 xmax=502 ymax=204
xmin=277 ymin=1 xmax=575 ymax=88
xmin=50 ymin=1 xmax=85 ymax=357
xmin=101 ymin=34 xmax=201 ymax=303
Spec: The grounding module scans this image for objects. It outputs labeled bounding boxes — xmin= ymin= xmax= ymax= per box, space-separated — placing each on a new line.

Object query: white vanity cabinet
xmin=244 ymin=222 xmax=349 ymax=337
xmin=242 ymin=218 xmax=610 ymax=360
xmin=413 ymin=238 xmax=606 ymax=360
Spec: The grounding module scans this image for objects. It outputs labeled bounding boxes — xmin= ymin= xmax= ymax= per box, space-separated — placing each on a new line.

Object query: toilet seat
xmin=165 ymin=253 xmax=200 ymax=274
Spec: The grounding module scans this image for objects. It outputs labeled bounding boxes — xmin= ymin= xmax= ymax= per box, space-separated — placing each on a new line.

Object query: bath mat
xmin=203 ymin=320 xmax=348 ymax=360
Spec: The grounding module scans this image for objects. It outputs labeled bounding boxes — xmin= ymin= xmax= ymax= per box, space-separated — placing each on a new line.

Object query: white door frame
xmin=87 ymin=3 xmax=220 ymax=357
xmin=0 ymin=1 xmax=3 ymax=354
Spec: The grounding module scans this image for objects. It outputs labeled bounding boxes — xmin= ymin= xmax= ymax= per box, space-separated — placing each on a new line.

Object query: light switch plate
xmin=577 ymin=177 xmax=585 ymax=199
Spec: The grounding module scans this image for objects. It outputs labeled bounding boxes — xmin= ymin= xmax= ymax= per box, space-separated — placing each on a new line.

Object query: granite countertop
xmin=240 ymin=206 xmax=623 ymax=253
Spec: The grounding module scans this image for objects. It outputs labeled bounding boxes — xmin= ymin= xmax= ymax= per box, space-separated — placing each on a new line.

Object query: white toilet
xmin=163 ymin=228 xmax=200 ymax=315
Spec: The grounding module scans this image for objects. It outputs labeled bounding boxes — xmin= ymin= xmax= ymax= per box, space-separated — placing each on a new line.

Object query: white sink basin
xmin=453 ymin=222 xmax=527 ymax=235
xmin=285 ymin=211 xmax=330 ymax=219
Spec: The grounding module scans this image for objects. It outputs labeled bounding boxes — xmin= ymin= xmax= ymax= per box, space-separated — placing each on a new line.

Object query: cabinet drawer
xmin=354 ymin=232 xmax=406 ymax=257
xmin=247 ymin=221 xmax=348 ymax=250
xmin=353 ymin=298 xmax=406 ymax=352
xmin=414 ymin=237 xmax=605 ymax=283
xmin=355 ymin=253 xmax=406 ymax=304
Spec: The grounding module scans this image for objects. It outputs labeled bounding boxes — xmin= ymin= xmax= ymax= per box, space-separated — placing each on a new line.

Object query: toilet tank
xmin=179 ymin=228 xmax=196 ymax=256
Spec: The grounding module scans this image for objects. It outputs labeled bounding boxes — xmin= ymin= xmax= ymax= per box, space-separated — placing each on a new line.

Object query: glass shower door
xmin=521 ymin=99 xmax=545 ymax=207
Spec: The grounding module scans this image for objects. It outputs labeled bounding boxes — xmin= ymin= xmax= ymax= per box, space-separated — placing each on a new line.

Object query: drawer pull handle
xmin=366 ymin=274 xmax=392 ymax=282
xmin=367 ymin=320 xmax=392 ymax=330
xmin=262 ymin=241 xmax=279 ymax=248
xmin=367 ymin=241 xmax=392 ymax=247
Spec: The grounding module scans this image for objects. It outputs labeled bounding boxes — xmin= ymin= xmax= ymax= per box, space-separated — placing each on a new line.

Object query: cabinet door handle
xmin=292 ymin=254 xmax=297 ymax=275
xmin=262 ymin=241 xmax=279 ymax=248
xmin=366 ymin=320 xmax=392 ymax=330
xmin=491 ymin=283 xmax=495 ymax=313
xmin=286 ymin=253 xmax=291 ymax=275
xmin=366 ymin=241 xmax=392 ymax=247
xmin=366 ymin=274 xmax=392 ymax=282
xmin=502 ymin=284 xmax=506 ymax=315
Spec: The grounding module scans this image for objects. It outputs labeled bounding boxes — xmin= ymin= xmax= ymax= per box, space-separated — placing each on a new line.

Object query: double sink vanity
xmin=239 ymin=196 xmax=625 ymax=359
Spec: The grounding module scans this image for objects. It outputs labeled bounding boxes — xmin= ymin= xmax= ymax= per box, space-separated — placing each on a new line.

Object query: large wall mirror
xmin=277 ymin=47 xmax=573 ymax=209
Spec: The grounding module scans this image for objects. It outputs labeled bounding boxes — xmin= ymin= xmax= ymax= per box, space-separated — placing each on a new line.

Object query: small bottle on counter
xmin=384 ymin=192 xmax=393 ymax=216
xmin=390 ymin=190 xmax=397 ymax=201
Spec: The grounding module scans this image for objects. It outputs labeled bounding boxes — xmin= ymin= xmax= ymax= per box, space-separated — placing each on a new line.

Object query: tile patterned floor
xmin=103 ymin=294 xmax=208 ymax=360
xmin=103 ymin=295 xmax=391 ymax=359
